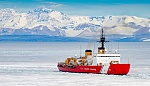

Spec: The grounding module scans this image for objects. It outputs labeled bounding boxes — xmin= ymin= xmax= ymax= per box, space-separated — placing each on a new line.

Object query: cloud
xmin=43 ymin=2 xmax=63 ymax=8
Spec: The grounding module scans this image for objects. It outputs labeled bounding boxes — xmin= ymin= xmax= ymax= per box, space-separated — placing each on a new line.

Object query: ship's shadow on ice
xmin=52 ymin=70 xmax=130 ymax=76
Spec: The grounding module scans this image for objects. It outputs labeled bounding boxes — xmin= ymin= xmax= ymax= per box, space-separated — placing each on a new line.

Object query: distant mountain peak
xmin=28 ymin=7 xmax=54 ymax=14
xmin=0 ymin=8 xmax=18 ymax=15
xmin=27 ymin=7 xmax=66 ymax=17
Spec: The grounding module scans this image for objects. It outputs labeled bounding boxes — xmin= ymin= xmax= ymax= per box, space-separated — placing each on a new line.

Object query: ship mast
xmin=97 ymin=28 xmax=108 ymax=54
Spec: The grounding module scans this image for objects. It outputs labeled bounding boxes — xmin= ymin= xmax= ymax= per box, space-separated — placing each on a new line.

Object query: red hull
xmin=57 ymin=64 xmax=130 ymax=75
xmin=58 ymin=65 xmax=102 ymax=73
xmin=107 ymin=64 xmax=130 ymax=75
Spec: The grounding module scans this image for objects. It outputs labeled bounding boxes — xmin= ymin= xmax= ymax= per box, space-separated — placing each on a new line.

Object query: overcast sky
xmin=0 ymin=0 xmax=150 ymax=18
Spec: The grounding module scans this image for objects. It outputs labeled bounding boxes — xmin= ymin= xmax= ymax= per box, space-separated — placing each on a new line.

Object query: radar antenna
xmin=97 ymin=28 xmax=108 ymax=54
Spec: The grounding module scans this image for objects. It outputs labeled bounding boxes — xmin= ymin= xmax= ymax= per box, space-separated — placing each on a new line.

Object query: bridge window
xmin=97 ymin=56 xmax=120 ymax=57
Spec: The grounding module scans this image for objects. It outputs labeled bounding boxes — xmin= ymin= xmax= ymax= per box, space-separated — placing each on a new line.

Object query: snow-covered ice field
xmin=0 ymin=42 xmax=150 ymax=86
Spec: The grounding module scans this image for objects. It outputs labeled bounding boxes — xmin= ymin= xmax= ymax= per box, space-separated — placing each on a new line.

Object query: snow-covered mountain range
xmin=0 ymin=8 xmax=150 ymax=41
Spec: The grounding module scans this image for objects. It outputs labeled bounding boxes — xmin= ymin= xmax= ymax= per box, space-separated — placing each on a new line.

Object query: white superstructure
xmin=92 ymin=53 xmax=120 ymax=66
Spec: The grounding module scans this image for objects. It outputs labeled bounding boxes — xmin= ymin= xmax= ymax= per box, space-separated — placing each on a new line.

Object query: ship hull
xmin=57 ymin=64 xmax=130 ymax=75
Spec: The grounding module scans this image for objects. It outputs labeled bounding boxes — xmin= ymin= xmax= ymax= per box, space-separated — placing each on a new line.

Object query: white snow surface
xmin=0 ymin=62 xmax=149 ymax=86
xmin=0 ymin=42 xmax=150 ymax=86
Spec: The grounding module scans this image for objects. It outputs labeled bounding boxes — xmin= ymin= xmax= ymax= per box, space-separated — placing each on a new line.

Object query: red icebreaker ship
xmin=57 ymin=29 xmax=130 ymax=75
